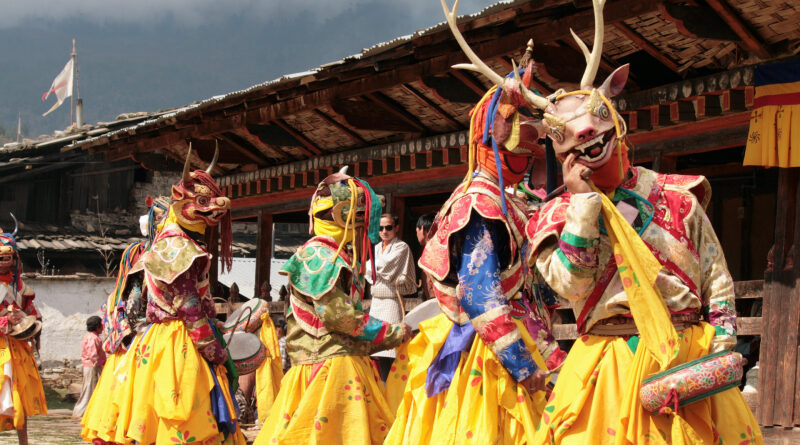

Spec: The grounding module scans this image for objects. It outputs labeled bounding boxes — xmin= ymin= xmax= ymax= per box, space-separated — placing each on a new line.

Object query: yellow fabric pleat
xmin=744 ymin=104 xmax=800 ymax=168
xmin=386 ymin=313 xmax=548 ymax=445
xmin=0 ymin=336 xmax=46 ymax=431
xmin=85 ymin=320 xmax=246 ymax=445
xmin=534 ymin=323 xmax=762 ymax=445
xmin=254 ymin=355 xmax=394 ymax=445
xmin=385 ymin=342 xmax=411 ymax=413
xmin=81 ymin=351 xmax=134 ymax=444
xmin=255 ymin=314 xmax=284 ymax=424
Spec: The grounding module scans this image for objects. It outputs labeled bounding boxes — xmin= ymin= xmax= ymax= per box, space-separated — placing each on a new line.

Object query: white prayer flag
xmin=41 ymin=58 xmax=74 ymax=117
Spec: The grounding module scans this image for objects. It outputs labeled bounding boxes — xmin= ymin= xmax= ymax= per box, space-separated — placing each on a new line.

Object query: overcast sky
xmin=0 ymin=0 xmax=493 ymax=136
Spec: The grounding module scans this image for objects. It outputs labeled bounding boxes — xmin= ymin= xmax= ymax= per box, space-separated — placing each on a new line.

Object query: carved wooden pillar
xmin=255 ymin=211 xmax=273 ymax=300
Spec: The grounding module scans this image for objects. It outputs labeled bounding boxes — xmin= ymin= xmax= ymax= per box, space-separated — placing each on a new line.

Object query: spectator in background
xmin=415 ymin=213 xmax=436 ymax=300
xmin=367 ymin=213 xmax=417 ymax=381
xmin=274 ymin=318 xmax=289 ymax=372
xmin=277 ymin=285 xmax=288 ymax=303
xmin=73 ymin=316 xmax=105 ymax=417
xmin=259 ymin=282 xmax=271 ymax=301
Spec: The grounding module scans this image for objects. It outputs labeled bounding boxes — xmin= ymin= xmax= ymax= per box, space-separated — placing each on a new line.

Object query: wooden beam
xmin=216 ymin=133 xmax=271 ymax=167
xmin=704 ymin=0 xmax=770 ymax=59
xmin=449 ymin=70 xmax=488 ymax=97
xmin=234 ymin=127 xmax=290 ymax=161
xmin=255 ymin=211 xmax=273 ymax=299
xmin=364 ymin=92 xmax=428 ymax=133
xmin=400 ymin=84 xmax=463 ymax=130
xmin=273 ymin=119 xmax=322 ymax=157
xmin=312 ymin=109 xmax=367 ymax=145
xmin=613 ymin=22 xmax=682 ymax=74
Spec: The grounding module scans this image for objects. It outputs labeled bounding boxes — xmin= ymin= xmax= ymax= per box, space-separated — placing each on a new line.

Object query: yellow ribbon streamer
xmin=591 ymin=184 xmax=679 ymax=371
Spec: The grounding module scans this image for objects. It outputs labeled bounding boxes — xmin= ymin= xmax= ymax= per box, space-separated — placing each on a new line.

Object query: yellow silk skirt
xmin=255 ymin=314 xmax=284 ymax=424
xmin=385 ymin=313 xmax=548 ymax=445
xmin=83 ymin=320 xmax=246 ymax=445
xmin=384 ymin=342 xmax=411 ymax=413
xmin=81 ymin=351 xmax=134 ymax=444
xmin=254 ymin=355 xmax=394 ymax=445
xmin=534 ymin=322 xmax=762 ymax=445
xmin=0 ymin=336 xmax=46 ymax=431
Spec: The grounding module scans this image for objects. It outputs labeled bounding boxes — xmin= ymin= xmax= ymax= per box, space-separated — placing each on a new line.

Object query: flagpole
xmin=70 ymin=39 xmax=76 ymax=126
xmin=16 ymin=113 xmax=21 ymax=143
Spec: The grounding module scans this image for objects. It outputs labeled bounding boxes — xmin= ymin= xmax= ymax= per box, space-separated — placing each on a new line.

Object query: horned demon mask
xmin=170 ymin=142 xmax=233 ymax=271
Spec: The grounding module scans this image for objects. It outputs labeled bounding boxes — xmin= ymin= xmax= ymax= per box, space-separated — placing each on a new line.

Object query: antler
xmin=182 ymin=142 xmax=193 ymax=183
xmin=205 ymin=140 xmax=219 ymax=174
xmin=9 ymin=213 xmax=18 ymax=237
xmin=571 ymin=0 xmax=606 ymax=87
xmin=441 ymin=0 xmax=507 ymax=90
xmin=511 ymin=59 xmax=554 ymax=111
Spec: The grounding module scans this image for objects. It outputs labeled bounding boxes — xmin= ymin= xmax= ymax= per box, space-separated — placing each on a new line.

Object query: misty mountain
xmin=0 ymin=1 xmax=489 ymax=138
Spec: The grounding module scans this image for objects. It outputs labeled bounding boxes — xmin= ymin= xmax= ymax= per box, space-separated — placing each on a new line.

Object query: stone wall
xmin=26 ymin=275 xmax=114 ymax=368
xmin=129 ymin=171 xmax=180 ymax=217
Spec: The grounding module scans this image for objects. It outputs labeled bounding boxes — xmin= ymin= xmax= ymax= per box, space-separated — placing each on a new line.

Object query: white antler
xmin=571 ymin=0 xmax=606 ymax=87
xmin=441 ymin=0 xmax=506 ymax=90
xmin=511 ymin=59 xmax=552 ymax=111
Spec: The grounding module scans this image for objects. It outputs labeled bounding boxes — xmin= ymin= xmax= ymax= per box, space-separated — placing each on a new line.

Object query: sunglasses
xmin=379 ymin=225 xmax=394 ymax=231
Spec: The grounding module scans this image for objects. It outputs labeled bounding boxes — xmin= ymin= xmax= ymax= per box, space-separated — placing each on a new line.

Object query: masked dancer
xmin=85 ymin=145 xmax=246 ymax=445
xmin=253 ymin=170 xmax=412 ymax=445
xmin=0 ymin=214 xmax=46 ymax=445
xmin=519 ymin=1 xmax=762 ymax=443
xmin=386 ymin=4 xmax=564 ymax=443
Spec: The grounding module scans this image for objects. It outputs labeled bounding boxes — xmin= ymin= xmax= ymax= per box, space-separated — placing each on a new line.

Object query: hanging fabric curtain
xmin=743 ymin=58 xmax=800 ymax=168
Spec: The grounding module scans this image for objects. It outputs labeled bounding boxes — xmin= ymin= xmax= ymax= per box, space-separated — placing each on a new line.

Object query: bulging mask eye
xmin=597 ymin=103 xmax=610 ymax=120
xmin=551 ymin=128 xmax=565 ymax=143
xmin=197 ymin=196 xmax=209 ymax=206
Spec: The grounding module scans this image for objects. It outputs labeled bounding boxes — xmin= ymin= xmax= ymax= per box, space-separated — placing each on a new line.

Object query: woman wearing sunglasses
xmin=367 ymin=213 xmax=417 ymax=382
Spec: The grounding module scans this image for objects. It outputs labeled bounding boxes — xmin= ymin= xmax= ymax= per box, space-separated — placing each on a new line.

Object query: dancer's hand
xmin=401 ymin=324 xmax=413 ymax=342
xmin=521 ymin=369 xmax=548 ymax=393
xmin=562 ymin=153 xmax=592 ymax=194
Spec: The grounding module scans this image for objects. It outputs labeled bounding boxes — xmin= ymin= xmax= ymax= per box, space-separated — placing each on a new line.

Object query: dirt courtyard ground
xmin=0 ymin=410 xmax=259 ymax=444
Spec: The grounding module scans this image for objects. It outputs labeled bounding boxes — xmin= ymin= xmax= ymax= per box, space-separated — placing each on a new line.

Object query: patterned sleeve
xmin=166 ymin=264 xmax=227 ymax=364
xmin=314 ymin=283 xmax=405 ymax=349
xmin=535 ymin=193 xmax=603 ymax=302
xmin=455 ymin=214 xmax=537 ymax=382
xmin=696 ymin=209 xmax=737 ymax=352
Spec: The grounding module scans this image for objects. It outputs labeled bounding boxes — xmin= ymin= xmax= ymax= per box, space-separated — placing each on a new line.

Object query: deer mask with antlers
xmin=443 ymin=0 xmax=631 ymax=191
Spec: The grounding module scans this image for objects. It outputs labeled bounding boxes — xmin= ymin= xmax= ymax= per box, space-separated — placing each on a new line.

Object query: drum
xmin=639 ymin=351 xmax=744 ymax=413
xmin=404 ymin=299 xmax=442 ymax=331
xmin=227 ymin=331 xmax=267 ymax=375
xmin=224 ymin=298 xmax=268 ymax=333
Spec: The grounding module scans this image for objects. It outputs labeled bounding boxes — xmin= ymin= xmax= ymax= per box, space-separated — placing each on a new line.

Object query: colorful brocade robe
xmin=529 ymin=167 xmax=737 ymax=352
xmin=142 ymin=223 xmax=227 ymax=364
xmin=419 ymin=174 xmax=560 ymax=381
xmin=281 ymin=235 xmax=405 ymax=365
